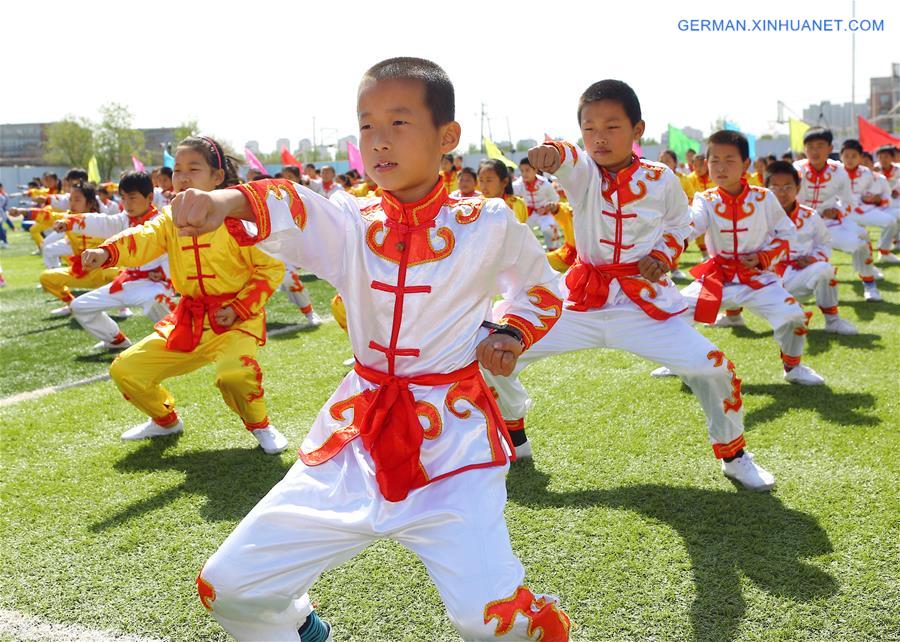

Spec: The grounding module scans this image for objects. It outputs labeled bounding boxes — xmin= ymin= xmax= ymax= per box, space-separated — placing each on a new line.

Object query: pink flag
xmin=244 ymin=147 xmax=268 ymax=174
xmin=544 ymin=133 xmax=554 ymax=142
xmin=347 ymin=141 xmax=365 ymax=175
xmin=632 ymin=141 xmax=644 ymax=158
xmin=132 ymin=156 xmax=145 ymax=172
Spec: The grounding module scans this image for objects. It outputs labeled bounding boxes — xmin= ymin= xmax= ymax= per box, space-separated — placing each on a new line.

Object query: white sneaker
xmin=879 ymin=252 xmax=900 ymax=264
xmin=863 ymin=286 xmax=882 ymax=302
xmin=121 ymin=418 xmax=184 ymax=441
xmin=650 ymin=366 xmax=677 ymax=378
xmin=823 ymin=317 xmax=858 ymax=335
xmin=93 ymin=337 xmax=133 ymax=351
xmin=871 ymin=267 xmax=885 ymax=280
xmin=305 ymin=311 xmax=322 ymax=326
xmin=342 ymin=356 xmax=356 ymax=367
xmin=783 ymin=364 xmax=825 ymax=385
xmin=514 ymin=439 xmax=533 ymax=460
xmin=670 ymin=268 xmax=688 ymax=280
xmin=252 ymin=425 xmax=289 ymax=454
xmin=714 ymin=313 xmax=746 ymax=328
xmin=111 ymin=307 xmax=133 ymax=319
xmin=721 ymin=452 xmax=775 ymax=491
xmin=50 ymin=304 xmax=71 ymax=316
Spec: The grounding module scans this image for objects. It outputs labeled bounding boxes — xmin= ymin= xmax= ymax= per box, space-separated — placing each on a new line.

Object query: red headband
xmin=199 ymin=136 xmax=223 ymax=169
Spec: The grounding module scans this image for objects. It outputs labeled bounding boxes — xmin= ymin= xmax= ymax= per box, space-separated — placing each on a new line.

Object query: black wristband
xmin=481 ymin=321 xmax=525 ymax=346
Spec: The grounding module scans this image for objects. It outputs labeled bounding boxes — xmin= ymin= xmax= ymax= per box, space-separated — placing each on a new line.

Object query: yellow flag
xmin=483 ymin=137 xmax=518 ymax=170
xmin=789 ymin=118 xmax=811 ymax=153
xmin=87 ymin=155 xmax=101 ymax=183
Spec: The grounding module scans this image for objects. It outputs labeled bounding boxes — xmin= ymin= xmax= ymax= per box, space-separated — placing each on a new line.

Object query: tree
xmin=174 ymin=120 xmax=199 ymax=143
xmin=93 ymin=103 xmax=145 ymax=181
xmin=44 ymin=117 xmax=93 ymax=167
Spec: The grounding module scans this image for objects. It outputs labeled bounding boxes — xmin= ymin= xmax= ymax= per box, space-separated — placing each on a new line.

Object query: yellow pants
xmin=331 ymin=294 xmax=348 ymax=332
xmin=109 ymin=328 xmax=269 ymax=429
xmin=39 ymin=267 xmax=118 ymax=303
xmin=30 ymin=221 xmax=51 ymax=249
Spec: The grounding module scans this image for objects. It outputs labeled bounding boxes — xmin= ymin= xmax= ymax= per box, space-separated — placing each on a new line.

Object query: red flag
xmin=858 ymin=116 xmax=900 ymax=152
xmin=280 ymin=146 xmax=302 ymax=168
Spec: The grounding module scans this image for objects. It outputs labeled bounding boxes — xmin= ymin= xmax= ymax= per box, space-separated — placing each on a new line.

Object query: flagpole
xmin=851 ymin=0 xmax=857 ymax=135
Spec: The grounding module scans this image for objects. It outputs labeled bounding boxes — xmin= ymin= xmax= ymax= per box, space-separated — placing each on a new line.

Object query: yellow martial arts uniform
xmin=545 ymin=201 xmax=577 ymax=272
xmin=101 ymin=209 xmax=284 ymax=430
xmin=39 ymin=214 xmax=116 ymax=302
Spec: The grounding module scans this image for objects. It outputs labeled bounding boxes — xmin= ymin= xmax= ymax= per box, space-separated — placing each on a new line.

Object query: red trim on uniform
xmin=819 ymin=305 xmax=839 ymax=315
xmin=712 ymin=434 xmax=746 ymax=459
xmin=780 ymin=352 xmax=802 ymax=368
xmin=154 ymin=411 xmax=179 ymax=427
xmin=243 ymin=417 xmax=270 ymax=431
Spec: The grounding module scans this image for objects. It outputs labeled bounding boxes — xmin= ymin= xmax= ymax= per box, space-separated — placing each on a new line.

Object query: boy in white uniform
xmin=794 ymin=128 xmax=882 ymax=301
xmin=513 ymin=158 xmax=563 ymax=249
xmin=840 ymin=139 xmax=899 ymax=264
xmin=174 ymin=58 xmax=572 ymax=641
xmin=679 ymin=131 xmax=823 ymax=385
xmin=485 ymin=81 xmax=775 ymax=491
xmin=64 ymin=172 xmax=175 ymax=350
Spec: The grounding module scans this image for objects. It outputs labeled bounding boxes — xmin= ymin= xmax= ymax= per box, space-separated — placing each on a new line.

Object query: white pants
xmin=200 ymin=440 xmax=568 ymax=641
xmin=527 ymin=213 xmax=563 ymax=251
xmin=826 ymin=218 xmax=875 ymax=279
xmin=70 ymin=280 xmax=174 ymax=342
xmin=483 ymin=302 xmax=745 ymax=452
xmin=849 ymin=207 xmax=898 ymax=252
xmin=681 ymin=280 xmax=807 ymax=359
xmin=42 ymin=234 xmax=70 ymax=269
xmin=781 ymin=262 xmax=838 ymax=311
xmin=280 ymin=268 xmax=313 ymax=313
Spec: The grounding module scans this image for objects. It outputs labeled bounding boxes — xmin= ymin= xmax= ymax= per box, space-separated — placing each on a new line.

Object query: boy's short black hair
xmin=840 ymin=139 xmax=863 ymax=154
xmin=158 ymin=166 xmax=173 ymax=178
xmin=862 ymin=151 xmax=874 ymax=161
xmin=362 ymin=57 xmax=455 ymax=126
xmin=765 ymin=160 xmax=800 ymax=187
xmin=875 ymin=145 xmax=897 ymax=157
xmin=304 ymin=163 xmax=317 ymax=170
xmin=803 ymin=127 xmax=833 ymax=146
xmin=65 ymin=168 xmax=89 ymax=182
xmin=442 ymin=153 xmax=454 ymax=164
xmin=663 ymin=149 xmax=678 ymax=163
xmin=118 ymin=171 xmax=154 ymax=197
xmin=519 ymin=157 xmax=533 ymax=167
xmin=282 ymin=165 xmax=302 ymax=178
xmin=707 ymin=130 xmax=750 ymax=161
xmin=577 ymin=79 xmax=641 ymax=126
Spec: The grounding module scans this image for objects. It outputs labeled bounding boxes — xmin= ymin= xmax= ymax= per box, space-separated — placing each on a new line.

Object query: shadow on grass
xmin=507 ymin=463 xmax=837 ymax=642
xmin=90 ymin=438 xmax=292 ymax=532
xmin=73 ymin=352 xmax=118 ymax=364
xmin=739 ymin=383 xmax=879 ymax=429
xmin=11 ymin=318 xmax=78 ymax=336
xmin=804 ymin=329 xmax=882 ymax=356
xmin=839 ymin=297 xmax=900 ymax=322
xmin=267 ymin=321 xmax=324 ymax=341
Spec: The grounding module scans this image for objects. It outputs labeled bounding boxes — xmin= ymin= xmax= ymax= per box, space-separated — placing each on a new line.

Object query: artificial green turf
xmin=1 ymin=228 xmax=897 ymax=641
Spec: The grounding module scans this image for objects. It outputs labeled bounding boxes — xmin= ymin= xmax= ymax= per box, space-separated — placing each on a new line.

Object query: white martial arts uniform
xmin=485 ymin=143 xmax=748 ymax=459
xmin=794 ymin=158 xmax=876 ymax=282
xmin=279 ymin=264 xmax=314 ymax=313
xmin=68 ymin=207 xmax=175 ymax=342
xmin=681 ymin=181 xmax=808 ymax=366
xmin=845 ymin=164 xmax=898 ymax=253
xmin=776 ymin=202 xmax=840 ymax=313
xmin=319 ymin=180 xmax=344 ymax=199
xmin=152 ymin=187 xmax=172 ymax=210
xmin=513 ymin=175 xmax=563 ymax=250
xmin=41 ymin=231 xmax=71 ymax=268
xmin=198 ymin=179 xmax=571 ymax=641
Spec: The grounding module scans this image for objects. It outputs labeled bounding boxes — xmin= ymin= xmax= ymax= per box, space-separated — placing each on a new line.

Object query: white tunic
xmin=793 ymin=158 xmax=853 ymax=215
xmin=548 ymin=141 xmax=691 ymax=316
xmin=228 ymin=179 xmax=563 ymax=491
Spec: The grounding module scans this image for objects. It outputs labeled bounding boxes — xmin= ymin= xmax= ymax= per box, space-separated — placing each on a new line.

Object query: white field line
xmin=0 ymin=608 xmax=168 ymax=642
xmin=0 ymin=317 xmax=334 ymax=409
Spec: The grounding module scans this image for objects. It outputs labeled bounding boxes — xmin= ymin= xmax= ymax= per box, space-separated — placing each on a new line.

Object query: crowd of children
xmin=1 ymin=56 xmax=897 ymax=641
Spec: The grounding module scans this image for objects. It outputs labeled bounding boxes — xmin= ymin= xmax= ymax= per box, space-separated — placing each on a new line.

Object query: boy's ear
xmin=742 ymin=157 xmax=751 ymax=172
xmin=633 ymin=120 xmax=646 ymax=141
xmin=440 ymin=121 xmax=462 ymax=154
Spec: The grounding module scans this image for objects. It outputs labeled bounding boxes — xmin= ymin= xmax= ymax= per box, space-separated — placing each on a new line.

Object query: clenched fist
xmin=214 ymin=305 xmax=237 ymax=327
xmin=53 ymin=219 xmax=69 ymax=233
xmin=638 ymin=255 xmax=668 ymax=281
xmin=528 ymin=145 xmax=562 ymax=174
xmin=476 ymin=333 xmax=524 ymax=376
xmin=81 ymin=248 xmax=110 ymax=270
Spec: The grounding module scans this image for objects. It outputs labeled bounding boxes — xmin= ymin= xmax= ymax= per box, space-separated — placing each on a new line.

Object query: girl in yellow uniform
xmin=80 ymin=136 xmax=289 ymax=454
xmin=34 ymin=183 xmax=119 ymax=314
xmin=477 ymin=158 xmax=576 ymax=270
